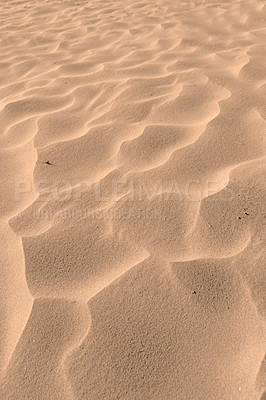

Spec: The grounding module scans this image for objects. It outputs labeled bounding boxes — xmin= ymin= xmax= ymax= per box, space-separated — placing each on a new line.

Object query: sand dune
xmin=0 ymin=0 xmax=266 ymax=399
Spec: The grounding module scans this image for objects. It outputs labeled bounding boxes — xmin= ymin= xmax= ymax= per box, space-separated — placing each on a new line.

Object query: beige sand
xmin=0 ymin=0 xmax=266 ymax=398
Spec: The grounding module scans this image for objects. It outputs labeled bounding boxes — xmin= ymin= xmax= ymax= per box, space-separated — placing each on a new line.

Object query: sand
xmin=0 ymin=0 xmax=266 ymax=399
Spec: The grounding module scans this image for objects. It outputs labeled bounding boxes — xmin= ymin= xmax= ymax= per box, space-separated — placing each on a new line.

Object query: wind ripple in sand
xmin=1 ymin=0 xmax=266 ymax=399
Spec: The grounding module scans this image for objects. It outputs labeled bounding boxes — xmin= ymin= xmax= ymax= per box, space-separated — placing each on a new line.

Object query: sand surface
xmin=0 ymin=0 xmax=266 ymax=399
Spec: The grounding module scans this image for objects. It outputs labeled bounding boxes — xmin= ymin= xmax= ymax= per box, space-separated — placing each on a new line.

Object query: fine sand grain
xmin=0 ymin=0 xmax=266 ymax=399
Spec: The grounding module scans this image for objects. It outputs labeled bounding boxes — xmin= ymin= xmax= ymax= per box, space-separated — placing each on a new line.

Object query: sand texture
xmin=0 ymin=0 xmax=266 ymax=399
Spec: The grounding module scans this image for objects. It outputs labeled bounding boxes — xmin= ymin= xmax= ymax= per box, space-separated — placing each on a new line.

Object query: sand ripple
xmin=1 ymin=0 xmax=266 ymax=398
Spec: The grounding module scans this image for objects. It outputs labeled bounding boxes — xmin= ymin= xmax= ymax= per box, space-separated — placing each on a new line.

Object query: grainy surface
xmin=0 ymin=0 xmax=266 ymax=398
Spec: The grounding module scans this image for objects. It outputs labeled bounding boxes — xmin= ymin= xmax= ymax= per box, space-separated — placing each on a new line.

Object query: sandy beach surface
xmin=0 ymin=0 xmax=266 ymax=399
